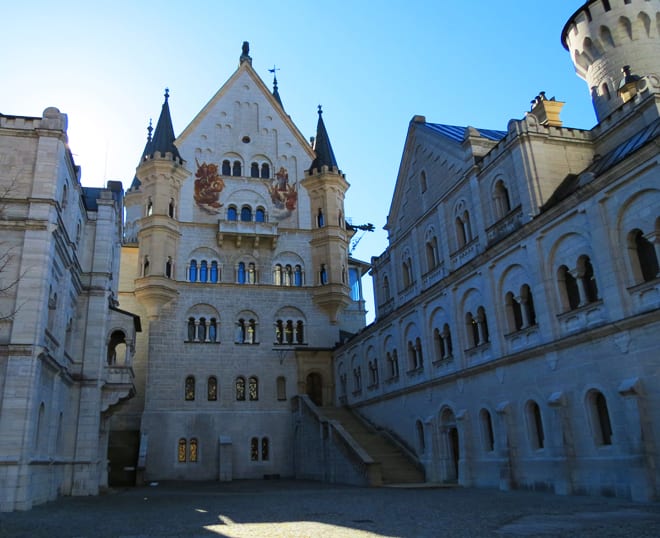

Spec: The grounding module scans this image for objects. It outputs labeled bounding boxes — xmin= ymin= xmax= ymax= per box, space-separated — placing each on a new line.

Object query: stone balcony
xmin=101 ymin=365 xmax=136 ymax=413
xmin=556 ymin=300 xmax=606 ymax=335
xmin=450 ymin=238 xmax=480 ymax=269
xmin=217 ymin=219 xmax=279 ymax=249
xmin=486 ymin=206 xmax=523 ymax=245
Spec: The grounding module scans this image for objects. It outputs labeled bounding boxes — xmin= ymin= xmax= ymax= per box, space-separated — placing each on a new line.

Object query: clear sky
xmin=2 ymin=1 xmax=597 ymax=322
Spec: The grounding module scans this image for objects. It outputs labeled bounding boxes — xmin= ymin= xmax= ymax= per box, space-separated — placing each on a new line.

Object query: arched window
xmin=284 ymin=265 xmax=293 ymax=286
xmin=250 ymin=437 xmax=259 ymax=460
xmin=402 ymin=260 xmax=412 ymax=288
xmin=477 ymin=306 xmax=489 ymax=343
xmin=505 ymin=291 xmax=523 ymax=332
xmin=275 ymin=319 xmax=283 ymax=343
xmin=383 ymin=275 xmax=391 ymax=301
xmin=466 ymin=311 xmax=479 ymax=348
xmin=317 ymin=209 xmax=324 ymax=227
xmin=493 ymin=180 xmax=511 ymax=219
xmin=456 ymin=216 xmax=467 ymax=247
xmin=197 ymin=317 xmax=207 ymax=342
xmin=227 ymin=206 xmax=238 ymax=221
xmin=35 ymin=402 xmax=46 ymax=451
xmin=294 ymin=265 xmax=303 ymax=286
xmin=248 ymin=377 xmax=258 ymax=400
xmin=178 ymin=438 xmax=187 ymax=462
xmin=222 ymin=160 xmax=231 ymax=175
xmin=61 ymin=183 xmax=68 ymax=209
xmin=416 ymin=420 xmax=425 ymax=454
xmin=630 ymin=229 xmax=659 ymax=283
xmin=578 ymin=255 xmax=599 ymax=303
xmin=210 ymin=261 xmax=219 ymax=283
xmin=443 ymin=324 xmax=453 ymax=357
xmin=168 ymin=198 xmax=175 ymax=218
xmin=426 ymin=237 xmax=439 ymax=271
xmin=189 ymin=260 xmax=198 ymax=282
xmin=143 ymin=256 xmax=150 ymax=276
xmin=261 ymin=163 xmax=270 ymax=179
xmin=558 ymin=265 xmax=580 ymax=311
xmin=527 ymin=400 xmax=545 ymax=450
xmin=199 ymin=260 xmax=208 ymax=283
xmin=420 ymin=171 xmax=427 ymax=193
xmin=236 ymin=377 xmax=246 ymax=400
xmin=276 ymin=376 xmax=287 ymax=400
xmin=250 ymin=162 xmax=260 ymax=178
xmin=209 ymin=318 xmax=217 ymax=342
xmin=241 ymin=205 xmax=252 ymax=222
xmin=296 ymin=321 xmax=304 ymax=344
xmin=408 ymin=340 xmax=418 ymax=370
xmin=107 ymin=330 xmax=127 ymax=365
xmin=261 ymin=438 xmax=269 ymax=460
xmin=165 ymin=257 xmax=173 ymax=278
xmin=255 ymin=207 xmax=265 ymax=222
xmin=588 ymin=390 xmax=613 ymax=446
xmin=207 ymin=376 xmax=218 ymax=401
xmin=146 ymin=198 xmax=153 ymax=216
xmin=237 ymin=262 xmax=246 ymax=284
xmin=189 ymin=438 xmax=198 ymax=462
xmin=247 ymin=263 xmax=256 ymax=284
xmin=274 ymin=264 xmax=282 ymax=286
xmin=480 ymin=409 xmax=495 ymax=452
xmin=187 ymin=318 xmax=195 ymax=341
xmin=320 ymin=264 xmax=328 ymax=285
xmin=232 ymin=160 xmax=242 ymax=176
xmin=520 ymin=284 xmax=536 ymax=326
xmin=185 ymin=376 xmax=195 ymax=401
xmin=285 ymin=320 xmax=294 ymax=344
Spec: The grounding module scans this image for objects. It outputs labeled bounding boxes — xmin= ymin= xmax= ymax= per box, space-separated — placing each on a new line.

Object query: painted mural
xmin=266 ymin=166 xmax=297 ymax=220
xmin=194 ymin=160 xmax=225 ymax=214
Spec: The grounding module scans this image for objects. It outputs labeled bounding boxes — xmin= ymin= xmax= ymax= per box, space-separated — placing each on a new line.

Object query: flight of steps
xmin=322 ymin=406 xmax=425 ymax=485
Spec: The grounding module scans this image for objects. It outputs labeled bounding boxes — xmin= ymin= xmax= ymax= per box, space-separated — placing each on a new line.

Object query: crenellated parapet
xmin=562 ymin=0 xmax=660 ymax=121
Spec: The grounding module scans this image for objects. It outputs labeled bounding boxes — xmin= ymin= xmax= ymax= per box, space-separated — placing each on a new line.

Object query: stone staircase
xmin=321 ymin=406 xmax=425 ymax=485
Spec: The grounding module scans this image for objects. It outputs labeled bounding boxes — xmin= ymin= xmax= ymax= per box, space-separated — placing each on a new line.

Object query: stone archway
xmin=440 ymin=407 xmax=459 ymax=483
xmin=306 ymin=372 xmax=323 ymax=406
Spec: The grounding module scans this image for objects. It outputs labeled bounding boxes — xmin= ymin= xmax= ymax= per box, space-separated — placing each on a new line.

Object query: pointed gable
xmin=176 ymin=60 xmax=313 ymax=158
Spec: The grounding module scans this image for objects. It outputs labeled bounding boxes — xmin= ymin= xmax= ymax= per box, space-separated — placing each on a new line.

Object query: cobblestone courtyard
xmin=2 ymin=481 xmax=660 ymax=538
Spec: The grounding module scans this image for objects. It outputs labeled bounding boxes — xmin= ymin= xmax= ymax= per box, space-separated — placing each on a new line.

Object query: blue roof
xmin=424 ymin=123 xmax=507 ymax=143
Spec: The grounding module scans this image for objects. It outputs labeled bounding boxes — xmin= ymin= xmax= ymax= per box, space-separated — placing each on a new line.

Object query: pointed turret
xmin=148 ymin=89 xmax=182 ymax=162
xmin=301 ymin=106 xmax=351 ymax=323
xmin=132 ymin=90 xmax=190 ymax=318
xmin=129 ymin=120 xmax=153 ymax=191
xmin=309 ymin=106 xmax=338 ymax=173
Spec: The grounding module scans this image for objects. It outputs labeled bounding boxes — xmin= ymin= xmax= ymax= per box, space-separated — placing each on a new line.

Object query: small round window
xmin=242 ymin=136 xmax=251 ymax=143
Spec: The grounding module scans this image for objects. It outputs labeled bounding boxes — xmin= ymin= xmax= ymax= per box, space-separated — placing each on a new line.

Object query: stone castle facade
xmin=334 ymin=0 xmax=660 ymax=501
xmin=1 ymin=0 xmax=660 ymax=511
xmin=0 ymin=108 xmax=139 ymax=510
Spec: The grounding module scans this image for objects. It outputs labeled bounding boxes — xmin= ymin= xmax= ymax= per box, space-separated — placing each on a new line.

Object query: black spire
xmin=129 ymin=119 xmax=154 ymax=191
xmin=309 ymin=105 xmax=338 ymax=173
xmin=269 ymin=65 xmax=284 ymax=110
xmin=148 ymin=89 xmax=182 ymax=162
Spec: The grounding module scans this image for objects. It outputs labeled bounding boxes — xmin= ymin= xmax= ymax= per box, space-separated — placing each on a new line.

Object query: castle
xmin=1 ymin=0 xmax=659 ymax=511
xmin=333 ymin=0 xmax=660 ymax=500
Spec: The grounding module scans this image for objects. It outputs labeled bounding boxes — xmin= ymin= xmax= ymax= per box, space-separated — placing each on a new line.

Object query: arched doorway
xmin=440 ymin=407 xmax=460 ymax=483
xmin=306 ymin=373 xmax=323 ymax=406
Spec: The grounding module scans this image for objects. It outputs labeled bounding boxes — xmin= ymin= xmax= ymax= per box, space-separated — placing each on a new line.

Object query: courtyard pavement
xmin=2 ymin=480 xmax=660 ymax=538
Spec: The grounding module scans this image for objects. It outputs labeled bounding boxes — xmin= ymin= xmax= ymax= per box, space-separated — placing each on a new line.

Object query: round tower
xmin=562 ymin=0 xmax=660 ymax=121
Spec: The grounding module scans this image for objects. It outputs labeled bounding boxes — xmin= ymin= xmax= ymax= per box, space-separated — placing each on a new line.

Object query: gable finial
xmin=164 ymin=88 xmax=169 ymax=101
xmin=147 ymin=118 xmax=153 ymax=142
xmin=318 ymin=105 xmax=323 ymax=115
xmin=240 ymin=41 xmax=252 ymax=65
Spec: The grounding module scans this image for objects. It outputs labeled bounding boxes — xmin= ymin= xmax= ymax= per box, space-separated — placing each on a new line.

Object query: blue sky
xmin=2 ymin=1 xmax=596 ymax=321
